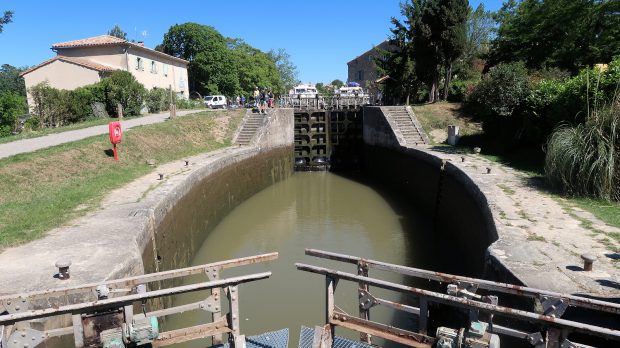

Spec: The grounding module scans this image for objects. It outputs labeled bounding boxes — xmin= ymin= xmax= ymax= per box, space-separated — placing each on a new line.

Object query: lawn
xmin=412 ymin=101 xmax=620 ymax=230
xmin=0 ymin=110 xmax=243 ymax=248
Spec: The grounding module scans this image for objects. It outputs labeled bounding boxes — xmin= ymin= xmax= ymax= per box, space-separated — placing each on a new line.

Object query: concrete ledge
xmin=0 ymin=109 xmax=294 ymax=296
xmin=364 ymin=107 xmax=620 ymax=299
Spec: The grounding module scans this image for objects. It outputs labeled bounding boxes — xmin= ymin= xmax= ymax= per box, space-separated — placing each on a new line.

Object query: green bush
xmin=545 ymin=94 xmax=620 ymax=201
xmin=176 ymin=98 xmax=204 ymax=109
xmin=101 ymin=71 xmax=146 ymax=116
xmin=68 ymin=84 xmax=106 ymax=122
xmin=0 ymin=92 xmax=27 ymax=136
xmin=146 ymin=88 xmax=170 ymax=113
xmin=29 ymin=83 xmax=72 ymax=128
xmin=466 ymin=62 xmax=530 ymax=143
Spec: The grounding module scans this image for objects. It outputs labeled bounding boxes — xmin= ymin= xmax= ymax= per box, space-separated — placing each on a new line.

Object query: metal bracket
xmin=199 ymin=295 xmax=221 ymax=313
xmin=0 ymin=298 xmax=29 ymax=314
xmin=205 ymin=266 xmax=221 ymax=281
xmin=6 ymin=327 xmax=45 ymax=348
xmin=539 ymin=295 xmax=568 ymax=318
xmin=358 ymin=290 xmax=378 ymax=311
xmin=526 ymin=332 xmax=545 ymax=347
xmin=311 ymin=324 xmax=332 ymax=348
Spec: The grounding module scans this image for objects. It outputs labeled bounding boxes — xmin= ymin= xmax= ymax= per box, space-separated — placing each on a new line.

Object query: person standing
xmin=253 ymin=87 xmax=260 ymax=109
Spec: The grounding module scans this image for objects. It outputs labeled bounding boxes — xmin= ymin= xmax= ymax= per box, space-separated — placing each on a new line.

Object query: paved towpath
xmin=0 ymin=109 xmax=201 ymax=159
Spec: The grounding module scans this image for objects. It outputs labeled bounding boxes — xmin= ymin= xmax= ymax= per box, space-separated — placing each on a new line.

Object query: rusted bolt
xmin=55 ymin=259 xmax=71 ymax=280
xmin=158 ymin=173 xmax=164 ymax=180
xmin=486 ymin=167 xmax=492 ymax=174
xmin=581 ymin=254 xmax=596 ymax=271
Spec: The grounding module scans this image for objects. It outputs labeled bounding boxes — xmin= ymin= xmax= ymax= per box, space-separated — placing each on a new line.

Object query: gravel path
xmin=0 ymin=109 xmax=201 ymax=159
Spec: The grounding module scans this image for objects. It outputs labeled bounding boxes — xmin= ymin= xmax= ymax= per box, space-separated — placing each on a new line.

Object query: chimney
xmin=137 ymin=41 xmax=145 ymax=47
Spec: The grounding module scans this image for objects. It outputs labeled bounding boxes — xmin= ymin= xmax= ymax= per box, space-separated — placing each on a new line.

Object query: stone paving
xmin=418 ymin=145 xmax=620 ymax=298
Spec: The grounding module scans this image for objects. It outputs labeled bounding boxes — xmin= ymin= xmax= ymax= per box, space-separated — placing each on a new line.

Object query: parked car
xmin=204 ymin=95 xmax=227 ymax=109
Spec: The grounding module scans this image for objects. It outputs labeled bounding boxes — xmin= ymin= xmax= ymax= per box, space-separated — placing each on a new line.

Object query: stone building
xmin=346 ymin=40 xmax=396 ymax=97
xmin=20 ymin=35 xmax=189 ymax=110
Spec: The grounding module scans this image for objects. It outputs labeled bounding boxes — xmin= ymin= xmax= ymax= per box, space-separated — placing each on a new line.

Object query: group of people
xmin=232 ymin=96 xmax=246 ymax=107
xmin=253 ymin=87 xmax=275 ymax=114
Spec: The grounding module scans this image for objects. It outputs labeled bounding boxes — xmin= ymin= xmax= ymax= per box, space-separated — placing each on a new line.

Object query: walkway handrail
xmin=0 ymin=252 xmax=278 ymax=302
xmin=0 ymin=253 xmax=278 ymax=348
xmin=305 ymin=248 xmax=620 ymax=315
xmin=295 ymin=263 xmax=620 ymax=341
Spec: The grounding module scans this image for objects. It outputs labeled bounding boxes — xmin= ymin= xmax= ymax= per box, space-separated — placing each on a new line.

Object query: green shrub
xmin=466 ymin=62 xmax=530 ymax=143
xmin=0 ymin=92 xmax=27 ymax=135
xmin=101 ymin=71 xmax=146 ymax=116
xmin=68 ymin=84 xmax=106 ymax=122
xmin=176 ymin=98 xmax=204 ymax=109
xmin=146 ymin=88 xmax=169 ymax=113
xmin=29 ymin=82 xmax=72 ymax=128
xmin=545 ymin=94 xmax=620 ymax=201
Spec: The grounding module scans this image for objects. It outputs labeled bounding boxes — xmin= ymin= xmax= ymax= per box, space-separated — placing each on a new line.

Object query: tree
xmin=107 ymin=25 xmax=127 ymax=40
xmin=330 ymin=79 xmax=344 ymax=88
xmin=0 ymin=92 xmax=27 ymax=136
xmin=0 ymin=10 xmax=13 ymax=33
xmin=489 ymin=0 xmax=620 ymax=72
xmin=0 ymin=64 xmax=26 ymax=96
xmin=463 ymin=4 xmax=494 ymax=62
xmin=268 ymin=49 xmax=299 ymax=92
xmin=158 ymin=23 xmax=286 ymax=97
xmin=158 ymin=23 xmax=231 ymax=95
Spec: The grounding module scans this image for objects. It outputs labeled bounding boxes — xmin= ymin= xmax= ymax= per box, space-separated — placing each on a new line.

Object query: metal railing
xmin=0 ymin=252 xmax=278 ymax=348
xmin=296 ymin=249 xmax=620 ymax=348
xmin=279 ymin=95 xmax=373 ymax=110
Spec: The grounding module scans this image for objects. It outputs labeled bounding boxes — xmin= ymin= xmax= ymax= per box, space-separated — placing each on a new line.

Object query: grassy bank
xmin=0 ymin=107 xmax=208 ymax=145
xmin=0 ymin=110 xmax=243 ymax=247
xmin=413 ymin=101 xmax=620 ymax=230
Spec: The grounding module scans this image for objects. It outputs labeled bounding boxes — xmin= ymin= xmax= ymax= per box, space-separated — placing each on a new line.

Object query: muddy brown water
xmin=164 ymin=171 xmax=433 ymax=347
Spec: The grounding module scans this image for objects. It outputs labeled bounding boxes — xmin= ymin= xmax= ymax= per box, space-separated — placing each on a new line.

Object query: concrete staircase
xmin=235 ymin=112 xmax=267 ymax=146
xmin=382 ymin=106 xmax=429 ymax=146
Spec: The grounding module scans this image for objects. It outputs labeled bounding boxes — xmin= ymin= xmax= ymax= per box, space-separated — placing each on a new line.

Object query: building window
xmin=135 ymin=57 xmax=144 ymax=71
xmin=357 ymin=70 xmax=364 ymax=81
xmin=163 ymin=64 xmax=168 ymax=77
xmin=150 ymin=61 xmax=158 ymax=74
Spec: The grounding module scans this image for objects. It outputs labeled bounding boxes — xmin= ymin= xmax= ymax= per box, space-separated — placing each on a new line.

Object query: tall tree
xmin=158 ymin=23 xmax=230 ymax=95
xmin=438 ymin=0 xmax=469 ymax=100
xmin=0 ymin=64 xmax=26 ymax=96
xmin=0 ymin=10 xmax=13 ymax=33
xmin=463 ymin=4 xmax=494 ymax=62
xmin=267 ymin=48 xmax=299 ymax=93
xmin=107 ymin=25 xmax=127 ymax=40
xmin=489 ymin=0 xmax=620 ymax=71
xmin=330 ymin=79 xmax=344 ymax=88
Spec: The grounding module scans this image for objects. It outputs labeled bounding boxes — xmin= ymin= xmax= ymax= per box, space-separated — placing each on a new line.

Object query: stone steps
xmin=383 ymin=106 xmax=429 ymax=146
xmin=236 ymin=113 xmax=267 ymax=145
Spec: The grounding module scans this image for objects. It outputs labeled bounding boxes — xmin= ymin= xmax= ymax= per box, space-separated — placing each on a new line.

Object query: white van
xmin=204 ymin=95 xmax=227 ymax=109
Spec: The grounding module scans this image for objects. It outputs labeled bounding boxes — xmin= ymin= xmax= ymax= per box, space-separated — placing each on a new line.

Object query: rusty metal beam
xmin=0 ymin=272 xmax=271 ymax=326
xmin=330 ymin=308 xmax=434 ymax=348
xmin=295 ymin=263 xmax=620 ymax=341
xmin=153 ymin=318 xmax=231 ymax=347
xmin=0 ymin=252 xmax=278 ymax=303
xmin=304 ymin=248 xmax=620 ymax=315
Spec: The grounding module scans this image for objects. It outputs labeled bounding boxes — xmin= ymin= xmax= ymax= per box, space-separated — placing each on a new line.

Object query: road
xmin=0 ymin=109 xmax=201 ymax=159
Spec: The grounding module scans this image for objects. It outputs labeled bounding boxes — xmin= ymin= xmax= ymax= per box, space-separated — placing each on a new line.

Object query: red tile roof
xmin=20 ymin=56 xmax=116 ymax=77
xmin=51 ymin=35 xmax=189 ymax=65
xmin=52 ymin=35 xmax=127 ymax=48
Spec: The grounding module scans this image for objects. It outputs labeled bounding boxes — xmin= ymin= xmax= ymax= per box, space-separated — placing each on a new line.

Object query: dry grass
xmin=0 ymin=110 xmax=244 ymax=247
xmin=411 ymin=102 xmax=483 ymax=144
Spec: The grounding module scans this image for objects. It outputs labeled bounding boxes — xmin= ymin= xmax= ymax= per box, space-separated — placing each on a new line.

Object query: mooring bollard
xmin=55 ymin=259 xmax=71 ymax=280
xmin=486 ymin=167 xmax=492 ymax=174
xmin=158 ymin=173 xmax=164 ymax=180
xmin=581 ymin=254 xmax=596 ymax=271
xmin=184 ymin=160 xmax=189 ymax=166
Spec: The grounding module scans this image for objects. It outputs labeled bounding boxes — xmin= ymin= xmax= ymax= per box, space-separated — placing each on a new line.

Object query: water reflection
xmin=165 ymin=172 xmax=429 ymax=347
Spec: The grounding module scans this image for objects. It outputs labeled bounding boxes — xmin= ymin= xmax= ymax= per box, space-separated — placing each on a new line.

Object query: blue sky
xmin=0 ymin=0 xmax=504 ymax=84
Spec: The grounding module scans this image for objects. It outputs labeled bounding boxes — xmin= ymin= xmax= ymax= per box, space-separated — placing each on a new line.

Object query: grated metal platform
xmin=215 ymin=328 xmax=289 ymax=348
xmin=298 ymin=326 xmax=374 ymax=348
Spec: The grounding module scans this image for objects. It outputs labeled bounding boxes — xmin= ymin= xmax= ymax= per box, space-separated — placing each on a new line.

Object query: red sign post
xmin=108 ymin=121 xmax=122 ymax=160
